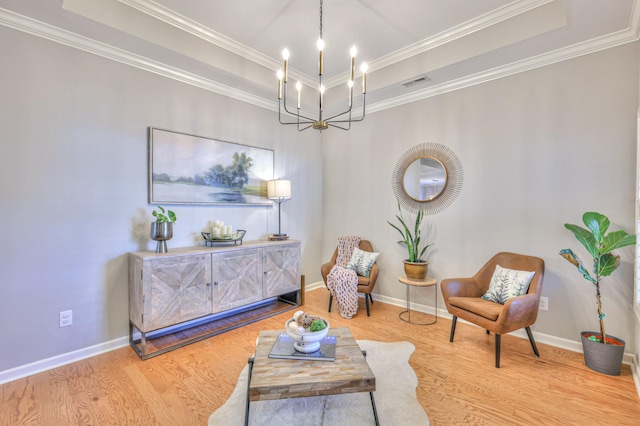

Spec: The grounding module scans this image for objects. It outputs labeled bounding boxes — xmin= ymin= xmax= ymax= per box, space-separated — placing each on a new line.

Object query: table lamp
xmin=267 ymin=179 xmax=291 ymax=240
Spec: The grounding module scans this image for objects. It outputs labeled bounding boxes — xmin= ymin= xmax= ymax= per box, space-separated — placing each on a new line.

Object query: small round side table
xmin=398 ymin=275 xmax=437 ymax=325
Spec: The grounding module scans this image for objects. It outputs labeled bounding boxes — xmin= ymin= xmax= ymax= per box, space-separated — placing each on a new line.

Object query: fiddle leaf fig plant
xmin=152 ymin=205 xmax=176 ymax=223
xmin=559 ymin=211 xmax=635 ymax=344
xmin=387 ymin=200 xmax=432 ymax=262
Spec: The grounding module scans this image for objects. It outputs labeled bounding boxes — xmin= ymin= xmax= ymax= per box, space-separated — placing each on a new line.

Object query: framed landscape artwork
xmin=148 ymin=128 xmax=274 ymax=205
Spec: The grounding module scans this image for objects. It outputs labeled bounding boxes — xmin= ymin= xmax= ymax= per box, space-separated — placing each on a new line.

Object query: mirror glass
xmin=402 ymin=156 xmax=447 ymax=201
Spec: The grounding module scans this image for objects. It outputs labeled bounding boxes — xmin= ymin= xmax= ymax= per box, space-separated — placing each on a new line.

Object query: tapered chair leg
xmin=328 ymin=294 xmax=333 ymax=312
xmin=365 ymin=295 xmax=370 ymax=316
xmin=449 ymin=316 xmax=458 ymax=342
xmin=495 ymin=334 xmax=501 ymax=368
xmin=525 ymin=326 xmax=540 ymax=358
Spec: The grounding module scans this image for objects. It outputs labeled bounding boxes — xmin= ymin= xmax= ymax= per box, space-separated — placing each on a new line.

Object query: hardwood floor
xmin=1 ymin=288 xmax=639 ymax=425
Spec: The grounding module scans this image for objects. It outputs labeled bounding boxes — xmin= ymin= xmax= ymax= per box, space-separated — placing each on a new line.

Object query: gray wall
xmin=0 ymin=26 xmax=323 ymax=372
xmin=1 ymin=23 xmax=638 ymax=374
xmin=321 ymin=42 xmax=639 ymax=347
xmin=635 ymin=40 xmax=640 ymax=375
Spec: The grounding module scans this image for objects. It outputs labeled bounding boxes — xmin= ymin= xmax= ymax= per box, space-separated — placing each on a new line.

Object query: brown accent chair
xmin=441 ymin=252 xmax=545 ymax=368
xmin=321 ymin=240 xmax=379 ymax=316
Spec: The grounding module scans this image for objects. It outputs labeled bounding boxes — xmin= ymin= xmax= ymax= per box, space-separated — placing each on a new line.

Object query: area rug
xmin=208 ymin=340 xmax=429 ymax=425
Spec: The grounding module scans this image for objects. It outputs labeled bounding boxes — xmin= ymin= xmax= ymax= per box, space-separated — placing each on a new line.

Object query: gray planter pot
xmin=150 ymin=222 xmax=173 ymax=253
xmin=580 ymin=331 xmax=625 ymax=376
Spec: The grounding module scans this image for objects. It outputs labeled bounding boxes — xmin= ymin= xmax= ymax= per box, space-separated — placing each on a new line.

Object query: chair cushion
xmin=448 ymin=297 xmax=503 ymax=321
xmin=345 ymin=247 xmax=379 ymax=278
xmin=481 ymin=264 xmax=535 ymax=304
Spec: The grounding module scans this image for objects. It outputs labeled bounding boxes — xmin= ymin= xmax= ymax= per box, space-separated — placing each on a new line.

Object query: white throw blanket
xmin=326 ymin=235 xmax=360 ymax=319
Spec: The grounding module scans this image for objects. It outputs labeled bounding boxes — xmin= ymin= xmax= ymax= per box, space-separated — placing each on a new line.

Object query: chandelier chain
xmin=319 ymin=0 xmax=323 ymax=39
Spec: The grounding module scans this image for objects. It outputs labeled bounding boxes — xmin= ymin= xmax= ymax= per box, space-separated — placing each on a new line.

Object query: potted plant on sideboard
xmin=150 ymin=206 xmax=177 ymax=253
xmin=559 ymin=211 xmax=636 ymax=375
xmin=387 ymin=200 xmax=433 ymax=280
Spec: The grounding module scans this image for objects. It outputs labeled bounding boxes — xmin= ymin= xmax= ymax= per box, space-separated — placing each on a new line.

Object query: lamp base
xmin=268 ymin=234 xmax=289 ymax=241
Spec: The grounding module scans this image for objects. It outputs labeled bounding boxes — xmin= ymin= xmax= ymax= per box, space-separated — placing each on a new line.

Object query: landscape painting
xmin=149 ymin=128 xmax=274 ymax=205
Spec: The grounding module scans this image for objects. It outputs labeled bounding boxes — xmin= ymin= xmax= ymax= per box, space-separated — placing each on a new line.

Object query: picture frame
xmin=148 ymin=128 xmax=274 ymax=205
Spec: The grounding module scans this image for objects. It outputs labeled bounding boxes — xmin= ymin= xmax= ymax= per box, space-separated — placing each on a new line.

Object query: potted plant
xmin=387 ymin=200 xmax=433 ymax=280
xmin=150 ymin=206 xmax=177 ymax=253
xmin=559 ymin=211 xmax=636 ymax=375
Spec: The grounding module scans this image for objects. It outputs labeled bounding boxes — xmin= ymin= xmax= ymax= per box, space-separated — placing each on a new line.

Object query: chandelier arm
xmin=281 ymin=83 xmax=316 ymax=122
xmin=324 ymin=105 xmax=354 ymax=122
xmin=327 ymin=95 xmax=367 ymax=124
xmin=323 ymin=92 xmax=366 ymax=122
xmin=327 ymin=108 xmax=352 ymax=130
xmin=327 ymin=122 xmax=351 ymax=131
xmin=280 ymin=106 xmax=315 ymax=124
xmin=297 ymin=123 xmax=314 ymax=131
xmin=279 ymin=103 xmax=314 ymax=126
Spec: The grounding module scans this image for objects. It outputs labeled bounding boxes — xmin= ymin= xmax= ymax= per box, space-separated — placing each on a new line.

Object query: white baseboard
xmin=633 ymin=354 xmax=640 ymax=399
xmin=311 ymin=283 xmax=639 ymax=390
xmin=2 ymin=284 xmax=638 ymax=398
xmin=0 ymin=336 xmax=129 ymax=385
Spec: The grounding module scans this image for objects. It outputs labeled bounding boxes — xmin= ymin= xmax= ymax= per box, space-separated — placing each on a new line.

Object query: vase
xmin=150 ymin=222 xmax=173 ymax=253
xmin=403 ymin=260 xmax=428 ymax=280
xmin=580 ymin=331 xmax=625 ymax=376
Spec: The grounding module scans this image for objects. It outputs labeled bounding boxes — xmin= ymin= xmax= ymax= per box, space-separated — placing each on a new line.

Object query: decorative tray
xmin=201 ymin=229 xmax=246 ymax=246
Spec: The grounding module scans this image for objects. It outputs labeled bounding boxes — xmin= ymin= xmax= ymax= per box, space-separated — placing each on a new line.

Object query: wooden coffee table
xmin=245 ymin=327 xmax=378 ymax=425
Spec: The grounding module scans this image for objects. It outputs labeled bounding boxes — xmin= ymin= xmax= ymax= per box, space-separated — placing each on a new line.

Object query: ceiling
xmin=0 ymin=0 xmax=638 ymax=116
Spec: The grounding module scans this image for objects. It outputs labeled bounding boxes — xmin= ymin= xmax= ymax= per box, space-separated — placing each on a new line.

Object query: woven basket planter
xmin=580 ymin=331 xmax=625 ymax=376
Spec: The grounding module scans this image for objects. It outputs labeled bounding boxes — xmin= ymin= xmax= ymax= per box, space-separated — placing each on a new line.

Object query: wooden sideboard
xmin=128 ymin=239 xmax=301 ymax=359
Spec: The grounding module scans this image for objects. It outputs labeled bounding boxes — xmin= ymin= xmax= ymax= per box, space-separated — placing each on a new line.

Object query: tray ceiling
xmin=0 ymin=0 xmax=637 ymax=115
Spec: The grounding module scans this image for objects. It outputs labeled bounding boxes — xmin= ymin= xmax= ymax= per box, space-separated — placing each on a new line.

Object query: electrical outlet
xmin=539 ymin=297 xmax=549 ymax=311
xmin=59 ymin=310 xmax=73 ymax=327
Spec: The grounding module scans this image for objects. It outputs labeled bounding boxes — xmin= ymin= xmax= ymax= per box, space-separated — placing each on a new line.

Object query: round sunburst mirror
xmin=392 ymin=143 xmax=463 ymax=214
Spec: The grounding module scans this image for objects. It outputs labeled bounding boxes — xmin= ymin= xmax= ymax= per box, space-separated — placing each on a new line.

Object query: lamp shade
xmin=267 ymin=179 xmax=291 ymax=200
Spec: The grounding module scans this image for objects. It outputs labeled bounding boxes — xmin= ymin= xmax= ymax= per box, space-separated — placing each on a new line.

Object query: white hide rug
xmin=208 ymin=340 xmax=429 ymax=426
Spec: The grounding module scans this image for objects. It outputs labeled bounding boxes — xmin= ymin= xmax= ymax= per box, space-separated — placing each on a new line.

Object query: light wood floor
xmin=1 ymin=288 xmax=639 ymax=425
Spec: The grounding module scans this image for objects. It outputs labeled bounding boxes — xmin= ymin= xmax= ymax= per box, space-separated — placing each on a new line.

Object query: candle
xmin=282 ymin=48 xmax=289 ymax=82
xmin=349 ymin=45 xmax=357 ymax=81
xmin=317 ymin=38 xmax=324 ymax=76
xmin=277 ymin=69 xmax=284 ymax=99
xmin=361 ymin=63 xmax=368 ymax=94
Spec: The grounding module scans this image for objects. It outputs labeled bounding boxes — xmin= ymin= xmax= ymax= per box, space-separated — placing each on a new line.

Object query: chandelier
xmin=277 ymin=0 xmax=367 ymax=131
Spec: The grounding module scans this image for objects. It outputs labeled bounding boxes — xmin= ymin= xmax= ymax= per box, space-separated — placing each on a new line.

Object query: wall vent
xmin=401 ymin=75 xmax=431 ymax=88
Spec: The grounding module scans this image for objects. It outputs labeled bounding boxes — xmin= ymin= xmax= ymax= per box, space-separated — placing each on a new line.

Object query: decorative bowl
xmin=285 ymin=318 xmax=330 ymax=353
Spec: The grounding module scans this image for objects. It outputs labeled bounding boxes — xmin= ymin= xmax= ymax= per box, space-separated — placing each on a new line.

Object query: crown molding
xmin=323 ymin=0 xmax=555 ymax=88
xmin=117 ymin=0 xmax=275 ymax=69
xmin=367 ymin=15 xmax=640 ymax=115
xmin=119 ymin=0 xmax=556 ymax=91
xmin=117 ymin=0 xmax=315 ymax=88
xmin=1 ymin=2 xmax=639 ymax=119
xmin=0 ymin=7 xmax=277 ymax=112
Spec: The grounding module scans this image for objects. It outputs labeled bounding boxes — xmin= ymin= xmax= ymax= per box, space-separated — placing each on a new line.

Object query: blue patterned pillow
xmin=481 ymin=265 xmax=535 ymax=304
xmin=345 ymin=247 xmax=379 ymax=278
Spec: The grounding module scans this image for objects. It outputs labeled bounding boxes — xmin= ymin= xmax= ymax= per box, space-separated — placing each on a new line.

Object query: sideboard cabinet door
xmin=144 ymin=254 xmax=212 ymax=331
xmin=211 ymin=248 xmax=263 ymax=313
xmin=263 ymin=242 xmax=301 ymax=298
